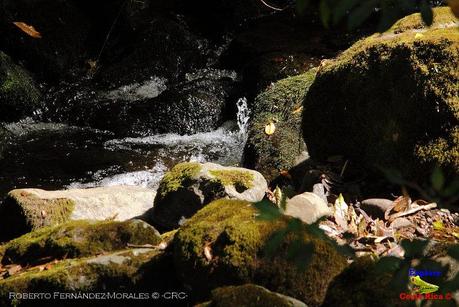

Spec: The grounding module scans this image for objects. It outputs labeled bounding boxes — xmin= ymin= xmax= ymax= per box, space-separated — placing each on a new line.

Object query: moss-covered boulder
xmin=0 ymin=51 xmax=41 ymax=122
xmin=244 ymin=69 xmax=317 ymax=182
xmin=322 ymin=257 xmax=401 ymax=307
xmin=0 ymin=248 xmax=181 ymax=307
xmin=0 ymin=186 xmax=155 ymax=242
xmin=197 ymin=284 xmax=307 ymax=307
xmin=147 ymin=162 xmax=267 ymax=232
xmin=302 ymin=8 xmax=459 ymax=181
xmin=1 ymin=220 xmax=161 ymax=265
xmin=173 ymin=199 xmax=347 ymax=306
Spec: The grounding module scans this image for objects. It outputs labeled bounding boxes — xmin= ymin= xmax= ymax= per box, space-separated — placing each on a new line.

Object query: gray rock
xmin=148 ymin=162 xmax=267 ymax=231
xmin=285 ymin=192 xmax=332 ymax=224
xmin=360 ymin=198 xmax=393 ymax=219
xmin=0 ymin=186 xmax=156 ymax=241
xmin=390 ymin=217 xmax=413 ymax=229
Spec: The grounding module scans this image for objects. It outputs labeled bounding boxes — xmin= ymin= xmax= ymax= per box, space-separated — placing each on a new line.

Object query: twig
xmin=340 ymin=160 xmax=349 ymax=177
xmin=388 ymin=203 xmax=437 ymax=222
xmin=258 ymin=0 xmax=289 ymax=11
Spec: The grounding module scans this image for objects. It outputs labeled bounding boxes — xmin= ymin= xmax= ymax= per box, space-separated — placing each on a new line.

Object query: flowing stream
xmin=0 ymin=95 xmax=250 ymax=198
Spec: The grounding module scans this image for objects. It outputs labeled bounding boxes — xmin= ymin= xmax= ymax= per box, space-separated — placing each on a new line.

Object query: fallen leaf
xmin=204 ymin=245 xmax=213 ymax=261
xmin=13 ymin=22 xmax=42 ymax=38
xmin=334 ymin=194 xmax=348 ymax=231
xmin=433 ymin=220 xmax=444 ymax=231
xmin=292 ymin=106 xmax=303 ymax=115
xmin=6 ymin=264 xmax=22 ymax=276
xmin=279 ymin=170 xmax=292 ymax=180
xmin=264 ymin=122 xmax=276 ymax=135
xmin=392 ymin=196 xmax=411 ymax=213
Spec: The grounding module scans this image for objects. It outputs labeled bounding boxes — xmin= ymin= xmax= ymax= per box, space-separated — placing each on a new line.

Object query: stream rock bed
xmin=0 ymin=2 xmax=458 ymax=307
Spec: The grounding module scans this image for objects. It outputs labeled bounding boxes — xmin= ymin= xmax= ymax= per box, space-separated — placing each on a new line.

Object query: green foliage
xmin=296 ymin=0 xmax=442 ymax=32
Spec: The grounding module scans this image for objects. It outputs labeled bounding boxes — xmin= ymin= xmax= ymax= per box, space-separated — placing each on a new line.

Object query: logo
xmin=399 ymin=268 xmax=453 ymax=301
xmin=410 ymin=275 xmax=438 ymax=294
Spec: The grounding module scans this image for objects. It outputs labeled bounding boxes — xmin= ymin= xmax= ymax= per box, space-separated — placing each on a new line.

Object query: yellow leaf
xmin=414 ymin=33 xmax=424 ymax=39
xmin=13 ymin=22 xmax=42 ymax=38
xmin=265 ymin=122 xmax=276 ymax=135
xmin=433 ymin=220 xmax=444 ymax=231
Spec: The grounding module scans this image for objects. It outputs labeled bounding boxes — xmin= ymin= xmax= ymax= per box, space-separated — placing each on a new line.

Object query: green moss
xmin=6 ymin=190 xmax=75 ymax=231
xmin=1 ymin=220 xmax=161 ymax=265
xmin=303 ymin=18 xmax=459 ymax=181
xmin=389 ymin=7 xmax=458 ymax=34
xmin=416 ymin=127 xmax=459 ymax=173
xmin=203 ymin=284 xmax=303 ymax=307
xmin=0 ymin=51 xmax=41 ymax=120
xmin=173 ymin=199 xmax=347 ymax=306
xmin=209 ymin=170 xmax=255 ymax=190
xmin=158 ymin=162 xmax=201 ymax=197
xmin=244 ymin=68 xmax=317 ymax=181
xmin=0 ymin=248 xmax=163 ymax=306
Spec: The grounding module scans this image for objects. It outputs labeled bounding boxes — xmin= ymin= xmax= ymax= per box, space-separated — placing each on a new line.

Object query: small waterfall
xmin=236 ymin=97 xmax=250 ymax=138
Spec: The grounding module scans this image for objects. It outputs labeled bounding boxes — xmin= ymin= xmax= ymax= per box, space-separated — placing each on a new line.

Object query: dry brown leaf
xmin=13 ymin=22 xmax=42 ymax=38
xmin=291 ymin=106 xmax=303 ymax=115
xmin=6 ymin=264 xmax=22 ymax=276
xmin=393 ymin=196 xmax=411 ymax=212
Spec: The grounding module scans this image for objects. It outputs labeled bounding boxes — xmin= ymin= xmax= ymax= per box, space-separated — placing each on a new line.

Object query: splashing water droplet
xmin=236 ymin=97 xmax=250 ymax=138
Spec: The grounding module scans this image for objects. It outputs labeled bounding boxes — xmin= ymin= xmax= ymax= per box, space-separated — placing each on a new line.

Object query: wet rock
xmin=243 ymin=69 xmax=317 ymax=182
xmin=1 ymin=220 xmax=161 ymax=265
xmin=302 ymin=8 xmax=459 ymax=181
xmin=146 ymin=162 xmax=267 ymax=231
xmin=44 ymin=70 xmax=237 ymax=136
xmin=97 ymin=16 xmax=208 ymax=86
xmin=0 ymin=186 xmax=155 ymax=241
xmin=0 ymin=51 xmax=41 ymax=122
xmin=173 ymin=199 xmax=347 ymax=306
xmin=284 ymin=192 xmax=332 ymax=225
xmin=0 ymin=0 xmax=91 ymax=81
xmin=360 ymin=199 xmax=393 ymax=220
xmin=197 ymin=284 xmax=308 ymax=307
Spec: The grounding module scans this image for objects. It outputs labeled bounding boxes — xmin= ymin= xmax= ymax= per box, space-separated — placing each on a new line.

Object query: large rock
xmin=284 ymin=192 xmax=332 ymax=224
xmin=244 ymin=69 xmax=317 ymax=182
xmin=0 ymin=186 xmax=155 ymax=241
xmin=0 ymin=51 xmax=41 ymax=121
xmin=197 ymin=284 xmax=307 ymax=307
xmin=0 ymin=248 xmax=180 ymax=307
xmin=1 ymin=220 xmax=161 ymax=265
xmin=44 ymin=69 xmax=237 ymax=136
xmin=97 ymin=16 xmax=208 ymax=86
xmin=173 ymin=199 xmax=347 ymax=306
xmin=147 ymin=162 xmax=267 ymax=231
xmin=302 ymin=8 xmax=459 ymax=181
